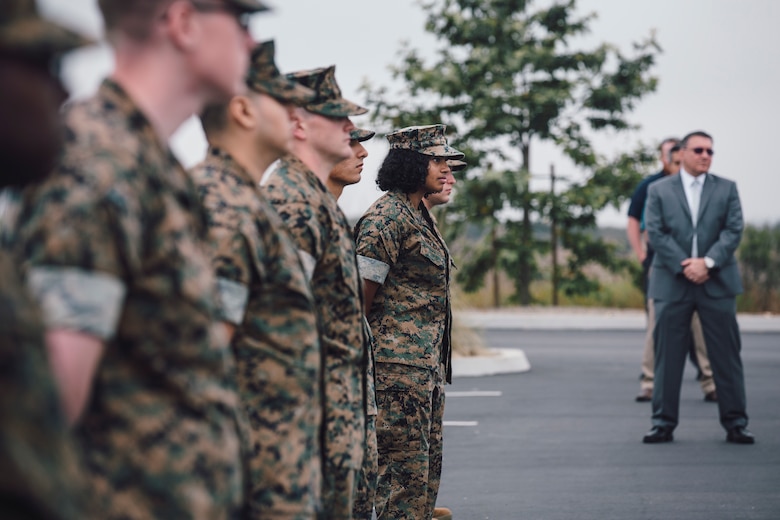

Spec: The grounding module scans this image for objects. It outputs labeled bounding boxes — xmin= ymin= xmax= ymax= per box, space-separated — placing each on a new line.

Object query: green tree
xmin=362 ymin=0 xmax=660 ymax=305
xmin=552 ymin=145 xmax=656 ymax=298
xmin=435 ymin=167 xmax=526 ymax=307
xmin=738 ymin=223 xmax=780 ymax=312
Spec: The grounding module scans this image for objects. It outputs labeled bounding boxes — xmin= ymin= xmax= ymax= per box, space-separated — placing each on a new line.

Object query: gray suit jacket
xmin=645 ymin=173 xmax=743 ymax=302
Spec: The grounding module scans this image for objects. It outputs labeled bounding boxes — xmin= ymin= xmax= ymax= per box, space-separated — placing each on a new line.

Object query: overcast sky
xmin=42 ymin=0 xmax=780 ymax=227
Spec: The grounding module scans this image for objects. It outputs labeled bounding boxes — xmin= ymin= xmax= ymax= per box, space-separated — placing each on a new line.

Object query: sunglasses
xmin=690 ymin=147 xmax=714 ymax=157
xmin=190 ymin=1 xmax=252 ymax=31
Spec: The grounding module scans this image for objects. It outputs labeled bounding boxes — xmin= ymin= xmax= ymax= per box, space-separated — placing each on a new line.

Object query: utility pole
xmin=491 ymin=224 xmax=500 ymax=308
xmin=550 ymin=164 xmax=559 ymax=306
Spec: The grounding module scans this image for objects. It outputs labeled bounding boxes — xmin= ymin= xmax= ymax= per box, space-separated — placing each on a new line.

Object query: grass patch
xmin=453 ymin=267 xmax=645 ymax=309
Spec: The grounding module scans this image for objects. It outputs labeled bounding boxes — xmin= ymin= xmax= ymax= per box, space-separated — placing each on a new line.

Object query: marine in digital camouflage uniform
xmin=192 ymin=40 xmax=324 ymax=519
xmin=424 ymin=158 xmax=467 ymax=520
xmin=0 ymin=254 xmax=76 ymax=519
xmin=353 ymin=317 xmax=379 ymax=520
xmin=13 ymin=1 xmax=267 ymax=517
xmin=424 ymin=158 xmax=464 ymax=208
xmin=355 ymin=125 xmax=464 ymax=520
xmin=448 ymin=159 xmax=467 ymax=171
xmin=326 ymin=127 xmax=374 ymax=199
xmin=0 ymin=2 xmax=91 ymax=518
xmin=0 ymin=256 xmax=85 ymax=520
xmin=262 ymin=66 xmax=369 ymax=519
xmin=326 ymin=127 xmax=380 ymax=520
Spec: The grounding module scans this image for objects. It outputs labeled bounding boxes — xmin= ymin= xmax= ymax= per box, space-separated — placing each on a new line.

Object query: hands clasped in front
xmin=681 ymin=258 xmax=709 ymax=284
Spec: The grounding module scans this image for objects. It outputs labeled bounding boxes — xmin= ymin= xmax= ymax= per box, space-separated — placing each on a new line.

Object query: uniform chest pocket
xmin=419 ymin=240 xmax=446 ymax=269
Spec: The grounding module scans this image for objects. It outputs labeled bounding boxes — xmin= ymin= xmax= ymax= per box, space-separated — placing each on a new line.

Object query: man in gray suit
xmin=642 ymin=130 xmax=754 ymax=444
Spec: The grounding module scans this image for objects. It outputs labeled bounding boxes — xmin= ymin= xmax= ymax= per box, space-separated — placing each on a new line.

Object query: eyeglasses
xmin=690 ymin=147 xmax=714 ymax=157
xmin=190 ymin=1 xmax=252 ymax=31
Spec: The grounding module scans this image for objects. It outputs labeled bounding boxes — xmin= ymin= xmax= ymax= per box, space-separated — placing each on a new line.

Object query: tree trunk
xmin=519 ymin=199 xmax=532 ymax=305
xmin=491 ymin=223 xmax=500 ymax=308
xmin=551 ymin=164 xmax=559 ymax=306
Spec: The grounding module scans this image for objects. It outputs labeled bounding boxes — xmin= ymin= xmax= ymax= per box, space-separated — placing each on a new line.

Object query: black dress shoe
xmin=642 ymin=426 xmax=674 ymax=444
xmin=726 ymin=427 xmax=755 ymax=444
xmin=635 ymin=389 xmax=652 ymax=402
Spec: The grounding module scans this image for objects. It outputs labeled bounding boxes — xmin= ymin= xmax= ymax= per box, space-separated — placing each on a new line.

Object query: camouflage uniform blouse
xmin=16 ymin=80 xmax=245 ymax=519
xmin=0 ymin=252 xmax=83 ymax=520
xmin=191 ymin=147 xmax=322 ymax=518
xmin=262 ymin=154 xmax=367 ymax=471
xmin=355 ymin=191 xmax=453 ymax=382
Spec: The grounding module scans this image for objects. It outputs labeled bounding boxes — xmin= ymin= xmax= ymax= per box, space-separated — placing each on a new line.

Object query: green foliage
xmin=501 ymin=219 xmax=545 ymax=303
xmin=452 ymin=220 xmax=780 ymax=313
xmin=531 ymin=277 xmax=645 ymax=308
xmin=738 ymin=223 xmax=780 ymax=312
xmin=551 ymin=144 xmax=655 ymax=296
xmin=453 ymin=231 xmax=497 ymax=292
xmin=362 ymin=0 xmax=660 ymax=306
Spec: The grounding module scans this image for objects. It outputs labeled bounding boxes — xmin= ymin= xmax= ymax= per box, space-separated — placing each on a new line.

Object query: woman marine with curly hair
xmin=354 ymin=124 xmax=464 ymax=520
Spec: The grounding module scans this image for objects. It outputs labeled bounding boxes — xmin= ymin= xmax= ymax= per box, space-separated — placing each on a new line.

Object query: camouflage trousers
xmin=427 ymin=374 xmax=445 ymax=516
xmin=321 ymin=462 xmax=359 ymax=519
xmin=374 ymin=362 xmax=445 ymax=520
xmin=353 ymin=414 xmax=378 ymax=519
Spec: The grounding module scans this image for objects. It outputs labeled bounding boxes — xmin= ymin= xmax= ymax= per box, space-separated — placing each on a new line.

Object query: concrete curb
xmin=455 ymin=309 xmax=780 ymax=333
xmin=452 ymin=348 xmax=530 ymax=378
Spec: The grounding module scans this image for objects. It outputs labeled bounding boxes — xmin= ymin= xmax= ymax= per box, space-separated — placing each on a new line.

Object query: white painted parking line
xmin=443 ymin=421 xmax=479 ymax=427
xmin=446 ymin=390 xmax=502 ymax=397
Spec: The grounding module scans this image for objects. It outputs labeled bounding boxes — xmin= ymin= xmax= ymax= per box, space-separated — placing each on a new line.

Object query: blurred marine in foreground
xmin=0 ymin=1 xmax=91 ymax=518
xmin=13 ymin=0 xmax=268 ymax=517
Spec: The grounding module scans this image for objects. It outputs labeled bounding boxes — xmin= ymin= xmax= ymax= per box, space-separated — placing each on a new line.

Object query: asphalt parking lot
xmin=437 ymin=328 xmax=780 ymax=520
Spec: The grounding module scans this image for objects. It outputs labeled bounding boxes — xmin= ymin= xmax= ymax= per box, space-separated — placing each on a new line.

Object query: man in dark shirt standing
xmin=627 ymin=138 xmax=681 ymax=278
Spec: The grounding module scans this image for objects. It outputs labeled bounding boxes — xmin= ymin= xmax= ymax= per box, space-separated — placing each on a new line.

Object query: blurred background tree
xmin=362 ymin=0 xmax=660 ymax=306
xmin=738 ymin=223 xmax=780 ymax=313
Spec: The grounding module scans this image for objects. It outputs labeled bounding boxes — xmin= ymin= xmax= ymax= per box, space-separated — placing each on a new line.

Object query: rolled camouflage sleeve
xmin=297 ymin=248 xmax=317 ymax=282
xmin=193 ymin=168 xmax=257 ymax=325
xmin=355 ymin=217 xmax=401 ymax=284
xmin=215 ymin=277 xmax=248 ymax=325
xmin=208 ymin=226 xmax=254 ymax=325
xmin=357 ymin=255 xmax=390 ymax=284
xmin=26 ymin=267 xmax=125 ymax=340
xmin=20 ymin=168 xmax=139 ymax=339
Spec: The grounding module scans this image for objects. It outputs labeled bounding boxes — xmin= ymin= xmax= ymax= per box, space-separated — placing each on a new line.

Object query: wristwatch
xmin=704 ymin=256 xmax=715 ymax=269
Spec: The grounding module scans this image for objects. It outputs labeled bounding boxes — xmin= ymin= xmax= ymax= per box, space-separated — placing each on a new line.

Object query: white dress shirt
xmin=680 ymin=168 xmax=706 ymax=257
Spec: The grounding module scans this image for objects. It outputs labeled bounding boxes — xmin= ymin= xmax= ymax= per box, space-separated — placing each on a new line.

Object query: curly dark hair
xmin=376 ymin=149 xmax=431 ymax=193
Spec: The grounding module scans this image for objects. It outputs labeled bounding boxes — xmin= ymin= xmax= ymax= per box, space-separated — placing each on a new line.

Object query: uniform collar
xmin=205 ymin=146 xmax=254 ymax=185
xmin=280 ymin=153 xmax=331 ymax=196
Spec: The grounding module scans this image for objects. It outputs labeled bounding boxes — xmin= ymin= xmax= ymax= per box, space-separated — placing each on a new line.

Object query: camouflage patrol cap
xmin=246 ymin=40 xmax=315 ymax=105
xmin=447 ymin=159 xmax=467 ymax=172
xmin=286 ymin=65 xmax=368 ymax=117
xmin=386 ymin=124 xmax=465 ymax=159
xmin=0 ymin=0 xmax=93 ymax=57
xmin=350 ymin=128 xmax=375 ymax=143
